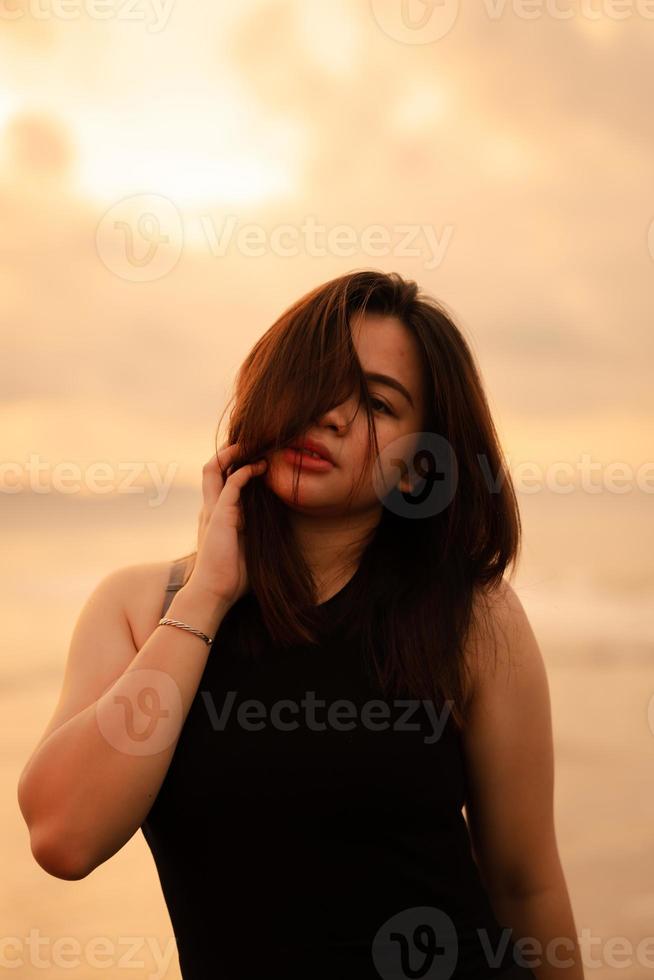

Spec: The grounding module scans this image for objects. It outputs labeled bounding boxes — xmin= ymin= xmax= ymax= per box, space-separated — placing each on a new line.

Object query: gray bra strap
xmin=160 ymin=558 xmax=189 ymax=618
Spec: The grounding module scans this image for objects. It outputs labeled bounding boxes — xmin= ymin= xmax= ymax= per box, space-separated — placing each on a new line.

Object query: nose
xmin=315 ymin=401 xmax=351 ymax=434
xmin=312 ymin=379 xmax=367 ymax=439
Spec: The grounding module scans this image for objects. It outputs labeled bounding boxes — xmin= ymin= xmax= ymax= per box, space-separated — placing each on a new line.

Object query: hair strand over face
xmin=176 ymin=269 xmax=522 ymax=734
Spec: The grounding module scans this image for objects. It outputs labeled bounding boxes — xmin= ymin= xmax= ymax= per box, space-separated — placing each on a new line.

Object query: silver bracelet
xmin=158 ymin=618 xmax=214 ymax=647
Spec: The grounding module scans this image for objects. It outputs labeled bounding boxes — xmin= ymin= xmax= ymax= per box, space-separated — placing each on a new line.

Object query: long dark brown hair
xmin=175 ymin=269 xmax=521 ymax=733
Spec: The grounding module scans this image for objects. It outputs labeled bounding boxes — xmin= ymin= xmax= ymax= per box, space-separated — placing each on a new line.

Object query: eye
xmin=371 ymin=397 xmax=394 ymax=417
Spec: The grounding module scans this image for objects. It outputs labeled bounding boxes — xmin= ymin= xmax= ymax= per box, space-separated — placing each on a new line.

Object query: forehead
xmin=350 ymin=311 xmax=423 ymax=405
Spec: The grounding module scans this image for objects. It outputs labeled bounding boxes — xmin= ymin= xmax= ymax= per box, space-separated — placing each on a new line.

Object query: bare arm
xmin=16 ymin=564 xmax=229 ymax=880
xmin=17 ymin=444 xmax=267 ymax=881
xmin=462 ymin=580 xmax=585 ymax=980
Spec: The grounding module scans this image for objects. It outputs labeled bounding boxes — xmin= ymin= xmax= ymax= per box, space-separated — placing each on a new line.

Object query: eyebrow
xmin=364 ymin=372 xmax=415 ymax=409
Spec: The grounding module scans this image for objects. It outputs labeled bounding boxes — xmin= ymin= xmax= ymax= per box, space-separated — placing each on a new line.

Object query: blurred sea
xmin=3 ymin=483 xmax=652 ymax=676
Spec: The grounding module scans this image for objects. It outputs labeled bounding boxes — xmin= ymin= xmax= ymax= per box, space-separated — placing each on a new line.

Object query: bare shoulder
xmin=459 ymin=579 xmax=558 ymax=897
xmin=111 ymin=559 xmax=185 ymax=651
xmin=464 ymin=577 xmax=545 ymax=706
xmin=18 ymin=559 xmax=184 ymax=770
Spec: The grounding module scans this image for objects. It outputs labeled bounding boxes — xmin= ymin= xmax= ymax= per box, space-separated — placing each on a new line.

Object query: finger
xmin=202 ymin=456 xmax=223 ymax=511
xmin=218 ymin=458 xmax=268 ymax=511
xmin=202 ymin=444 xmax=241 ymax=510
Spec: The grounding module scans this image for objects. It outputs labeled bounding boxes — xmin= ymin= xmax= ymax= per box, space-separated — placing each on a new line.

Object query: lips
xmin=288 ymin=438 xmax=334 ymax=464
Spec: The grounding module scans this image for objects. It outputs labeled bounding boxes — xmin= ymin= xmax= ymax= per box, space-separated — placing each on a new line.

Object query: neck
xmin=287 ymin=505 xmax=381 ymax=598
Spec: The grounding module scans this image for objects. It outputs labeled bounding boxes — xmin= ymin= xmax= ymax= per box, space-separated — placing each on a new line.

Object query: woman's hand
xmin=185 ymin=442 xmax=268 ymax=608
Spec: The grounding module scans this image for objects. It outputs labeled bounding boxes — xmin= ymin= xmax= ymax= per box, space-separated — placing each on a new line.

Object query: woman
xmin=18 ymin=271 xmax=583 ymax=979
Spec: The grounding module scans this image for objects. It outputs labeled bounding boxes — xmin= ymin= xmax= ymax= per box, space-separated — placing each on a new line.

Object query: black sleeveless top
xmin=141 ymin=559 xmax=536 ymax=980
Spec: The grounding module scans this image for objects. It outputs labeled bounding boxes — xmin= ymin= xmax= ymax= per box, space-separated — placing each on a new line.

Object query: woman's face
xmin=263 ymin=311 xmax=427 ymax=517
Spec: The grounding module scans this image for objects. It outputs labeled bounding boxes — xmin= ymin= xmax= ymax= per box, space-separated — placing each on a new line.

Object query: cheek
xmin=374 ymin=429 xmax=423 ymax=488
xmin=261 ymin=452 xmax=289 ymax=491
xmin=347 ymin=434 xmax=378 ymax=476
xmin=349 ymin=417 xmax=400 ymax=470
